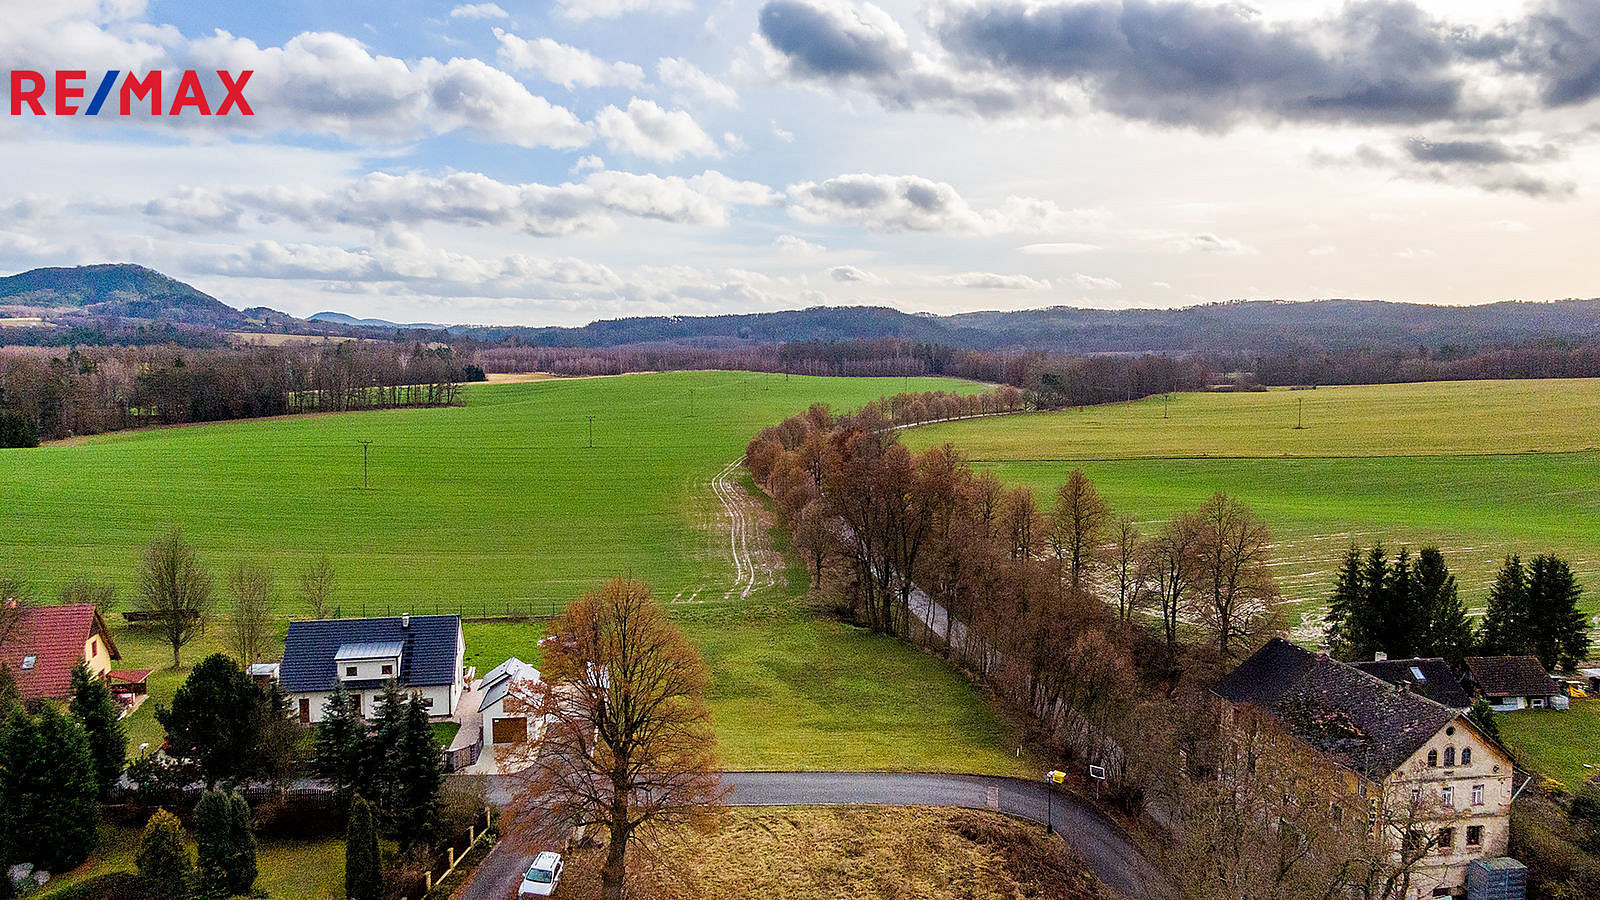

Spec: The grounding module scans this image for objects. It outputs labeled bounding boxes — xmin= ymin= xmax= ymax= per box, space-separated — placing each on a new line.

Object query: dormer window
xmin=381 ymin=664 xmax=393 ymax=676
xmin=21 ymin=655 xmax=36 ymax=670
xmin=345 ymin=666 xmax=358 ymax=677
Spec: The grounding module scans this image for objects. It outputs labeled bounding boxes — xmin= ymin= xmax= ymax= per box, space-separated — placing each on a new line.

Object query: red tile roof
xmin=0 ymin=604 xmax=120 ymax=700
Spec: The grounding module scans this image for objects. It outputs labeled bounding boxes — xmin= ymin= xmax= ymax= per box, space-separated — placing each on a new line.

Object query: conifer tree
xmin=1325 ymin=546 xmax=1366 ymax=659
xmin=1525 ymin=555 xmax=1590 ymax=672
xmin=228 ymin=792 xmax=258 ymax=895
xmin=69 ymin=660 xmax=127 ymax=798
xmin=194 ymin=790 xmax=233 ymax=899
xmin=366 ymin=681 xmax=406 ymax=818
xmin=0 ymin=705 xmax=100 ymax=871
xmin=137 ymin=808 xmax=192 ymax=900
xmin=1478 ymin=555 xmax=1529 ymax=656
xmin=387 ymin=693 xmax=444 ymax=851
xmin=312 ymin=682 xmax=369 ymax=813
xmin=1416 ymin=548 xmax=1472 ymax=667
xmin=1381 ymin=547 xmax=1416 ymax=658
xmin=344 ymin=796 xmax=381 ymax=900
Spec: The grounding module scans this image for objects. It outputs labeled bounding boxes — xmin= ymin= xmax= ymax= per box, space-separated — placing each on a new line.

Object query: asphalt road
xmin=457 ymin=771 xmax=1167 ymax=900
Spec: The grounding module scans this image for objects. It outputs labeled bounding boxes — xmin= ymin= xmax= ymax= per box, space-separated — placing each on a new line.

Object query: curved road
xmin=460 ymin=771 xmax=1166 ymax=900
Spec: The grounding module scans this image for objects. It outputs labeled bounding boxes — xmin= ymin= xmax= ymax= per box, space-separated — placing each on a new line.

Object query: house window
xmin=1441 ymin=785 xmax=1454 ymax=807
xmin=1461 ymin=747 xmax=1472 ymax=766
xmin=1444 ymin=747 xmax=1455 ymax=767
xmin=1531 ymin=697 xmax=1545 ymax=708
xmin=20 ymin=655 xmax=35 ymax=670
xmin=421 ymin=698 xmax=434 ymax=709
xmin=1404 ymin=829 xmax=1426 ymax=852
xmin=1466 ymin=825 xmax=1483 ymax=846
xmin=381 ymin=664 xmax=393 ymax=676
xmin=1427 ymin=750 xmax=1438 ymax=767
xmin=1472 ymin=784 xmax=1484 ymax=806
xmin=1358 ymin=782 xmax=1368 ymax=798
xmin=90 ymin=638 xmax=98 ymax=657
xmin=345 ymin=665 xmax=357 ymax=677
xmin=1438 ymin=827 xmax=1455 ymax=853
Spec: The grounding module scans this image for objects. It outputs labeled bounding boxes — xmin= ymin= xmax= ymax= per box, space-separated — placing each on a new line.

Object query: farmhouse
xmin=278 ymin=613 xmax=465 ymax=724
xmin=0 ymin=601 xmax=147 ymax=703
xmin=1352 ymin=655 xmax=1472 ymax=709
xmin=1463 ymin=656 xmax=1566 ymax=711
xmin=476 ymin=656 xmax=542 ymax=753
xmin=1218 ymin=639 xmax=1515 ymax=900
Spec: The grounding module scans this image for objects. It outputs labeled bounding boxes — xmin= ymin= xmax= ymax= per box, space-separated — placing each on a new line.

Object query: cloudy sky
xmin=2 ymin=0 xmax=1597 ymax=326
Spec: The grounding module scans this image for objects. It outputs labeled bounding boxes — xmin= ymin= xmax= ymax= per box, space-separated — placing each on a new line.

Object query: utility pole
xmin=358 ymin=440 xmax=371 ymax=489
xmin=586 ymin=415 xmax=595 ymax=449
xmin=1295 ymin=396 xmax=1305 ymax=430
xmin=1163 ymin=394 xmax=1170 ymax=419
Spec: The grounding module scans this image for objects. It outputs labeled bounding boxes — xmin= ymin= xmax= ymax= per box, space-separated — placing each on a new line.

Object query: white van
xmin=518 ymin=851 xmax=563 ymax=897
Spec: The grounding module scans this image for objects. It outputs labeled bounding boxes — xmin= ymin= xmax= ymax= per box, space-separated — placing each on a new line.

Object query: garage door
xmin=492 ymin=716 xmax=527 ymax=744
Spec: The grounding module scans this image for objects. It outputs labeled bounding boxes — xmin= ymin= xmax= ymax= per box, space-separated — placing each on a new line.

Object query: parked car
xmin=518 ymin=851 xmax=563 ymax=897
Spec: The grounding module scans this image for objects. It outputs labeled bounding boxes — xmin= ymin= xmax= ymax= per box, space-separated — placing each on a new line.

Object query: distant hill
xmin=4 ymin=263 xmax=1599 ymax=354
xmin=0 ymin=263 xmax=248 ymax=328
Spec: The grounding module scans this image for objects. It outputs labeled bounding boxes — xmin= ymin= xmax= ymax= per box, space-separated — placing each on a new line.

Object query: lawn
xmin=8 ymin=371 xmax=1030 ymax=775
xmin=1498 ymin=699 xmax=1600 ymax=791
xmin=556 ymin=806 xmax=1103 ymax=900
xmin=40 ymin=823 xmax=346 ymax=900
xmin=903 ymin=380 xmax=1600 ymax=617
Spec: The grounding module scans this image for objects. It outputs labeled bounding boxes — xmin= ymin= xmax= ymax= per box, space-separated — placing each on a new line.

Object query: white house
xmin=279 ymin=613 xmax=465 ymax=724
xmin=477 ymin=656 xmax=542 ymax=753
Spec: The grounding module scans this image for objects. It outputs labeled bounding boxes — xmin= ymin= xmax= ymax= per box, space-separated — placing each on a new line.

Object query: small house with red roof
xmin=0 ymin=601 xmax=144 ymax=703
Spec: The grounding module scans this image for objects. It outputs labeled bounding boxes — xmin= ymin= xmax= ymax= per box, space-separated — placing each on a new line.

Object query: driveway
xmin=456 ymin=771 xmax=1166 ymax=900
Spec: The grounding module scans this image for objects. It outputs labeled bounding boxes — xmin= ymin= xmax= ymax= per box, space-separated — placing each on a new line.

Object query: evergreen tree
xmin=312 ymin=683 xmax=369 ymax=813
xmin=227 ymin=792 xmax=258 ymax=896
xmin=250 ymin=680 xmax=301 ymax=787
xmin=1416 ymin=548 xmax=1473 ymax=667
xmin=194 ymin=790 xmax=233 ymax=900
xmin=0 ymin=705 xmax=100 ymax=872
xmin=137 ymin=808 xmax=192 ymax=900
xmin=1478 ymin=555 xmax=1528 ymax=656
xmin=1525 ymin=555 xmax=1591 ymax=673
xmin=344 ymin=795 xmax=381 ymax=900
xmin=1467 ymin=697 xmax=1501 ymax=743
xmin=69 ymin=660 xmax=127 ymax=798
xmin=1324 ymin=547 xmax=1366 ymax=659
xmin=0 ymin=665 xmax=19 ymax=720
xmin=156 ymin=653 xmax=265 ymax=788
xmin=1381 ymin=547 xmax=1417 ymax=658
xmin=1358 ymin=545 xmax=1391 ymax=657
xmin=387 ymin=693 xmax=444 ymax=851
xmin=366 ymin=681 xmax=407 ymax=818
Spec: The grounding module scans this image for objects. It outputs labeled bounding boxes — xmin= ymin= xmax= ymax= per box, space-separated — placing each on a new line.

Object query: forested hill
xmin=0 ymin=263 xmax=250 ymax=328
xmin=469 ymin=297 xmax=1600 ymax=353
xmin=5 ymin=263 xmax=1600 ymax=353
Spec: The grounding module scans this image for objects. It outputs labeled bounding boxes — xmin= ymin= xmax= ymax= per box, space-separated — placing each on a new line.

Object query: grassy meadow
xmin=1498 ymin=699 xmax=1600 ymax=790
xmin=903 ymin=380 xmax=1600 ymax=622
xmin=3 ymin=371 xmax=1032 ymax=775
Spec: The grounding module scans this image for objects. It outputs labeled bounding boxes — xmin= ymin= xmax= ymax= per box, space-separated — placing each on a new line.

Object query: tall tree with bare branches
xmin=298 ymin=555 xmax=335 ymax=619
xmin=1046 ymin=469 xmax=1110 ymax=599
xmin=227 ymin=561 xmax=274 ymax=666
xmin=1192 ymin=493 xmax=1282 ymax=664
xmin=510 ymin=577 xmax=721 ymax=900
xmin=137 ymin=528 xmax=213 ymax=669
xmin=1108 ymin=514 xmax=1142 ymax=622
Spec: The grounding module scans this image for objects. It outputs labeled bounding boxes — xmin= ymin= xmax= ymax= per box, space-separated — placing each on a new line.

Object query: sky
xmin=1 ymin=0 xmax=1597 ymax=326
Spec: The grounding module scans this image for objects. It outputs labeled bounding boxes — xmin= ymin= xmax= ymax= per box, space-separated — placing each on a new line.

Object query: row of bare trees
xmin=0 ymin=341 xmax=466 ymax=445
xmin=746 ymin=393 xmax=1473 ymax=897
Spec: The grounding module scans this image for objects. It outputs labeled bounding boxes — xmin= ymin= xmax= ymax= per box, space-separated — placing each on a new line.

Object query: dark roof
xmin=0 ymin=604 xmax=119 ymax=700
xmin=1351 ymin=657 xmax=1472 ymax=709
xmin=1463 ymin=656 xmax=1558 ymax=698
xmin=1216 ymin=638 xmax=1461 ymax=781
xmin=280 ymin=615 xmax=461 ymax=693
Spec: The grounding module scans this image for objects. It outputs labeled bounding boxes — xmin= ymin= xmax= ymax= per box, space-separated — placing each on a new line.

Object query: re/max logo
xmin=8 ymin=70 xmax=254 ymax=116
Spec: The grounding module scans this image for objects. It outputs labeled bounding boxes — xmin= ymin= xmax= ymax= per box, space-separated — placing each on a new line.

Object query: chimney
xmin=402 ymin=613 xmax=410 ymax=629
xmin=1374 ymin=651 xmax=1388 ymax=662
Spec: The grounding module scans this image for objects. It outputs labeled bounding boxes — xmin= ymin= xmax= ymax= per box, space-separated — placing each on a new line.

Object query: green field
xmin=1499 ymin=699 xmax=1600 ymax=790
xmin=903 ymin=380 xmax=1600 ymax=625
xmin=3 ymin=372 xmax=1028 ymax=774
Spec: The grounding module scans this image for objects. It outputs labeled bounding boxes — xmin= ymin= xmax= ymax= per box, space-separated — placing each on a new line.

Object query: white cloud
xmin=595 ymin=98 xmax=719 ymax=161
xmin=1070 ymin=273 xmax=1120 ymax=290
xmin=1308 ymin=244 xmax=1338 ymax=256
xmin=934 ymin=271 xmax=1051 ymax=290
xmin=788 ymin=173 xmax=1074 ymax=234
xmin=495 ymin=30 xmax=644 ymax=89
xmin=1168 ymin=233 xmax=1260 ymax=255
xmin=144 ymin=169 xmax=780 ymax=237
xmin=657 ymin=57 xmax=739 ymax=106
xmin=553 ymin=0 xmax=693 ymax=23
xmin=828 ymin=264 xmax=880 ymax=282
xmin=570 ymin=155 xmax=606 ymax=174
xmin=448 ymin=3 xmax=508 ymax=20
xmin=185 ymin=31 xmax=593 ymax=148
xmin=1488 ymin=219 xmax=1530 ymax=232
xmin=775 ymin=234 xmax=826 ymax=256
xmin=1019 ymin=242 xmax=1099 ymax=255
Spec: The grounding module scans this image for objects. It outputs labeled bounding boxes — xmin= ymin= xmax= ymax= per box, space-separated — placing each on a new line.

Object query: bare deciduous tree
xmin=136 ymin=528 xmax=213 ymax=669
xmin=509 ymin=576 xmax=722 ymax=900
xmin=1108 ymin=514 xmax=1142 ymax=622
xmin=228 ymin=561 xmax=274 ymax=665
xmin=1047 ymin=469 xmax=1110 ymax=599
xmin=298 ymin=555 xmax=335 ymax=619
xmin=1142 ymin=513 xmax=1202 ymax=662
xmin=59 ymin=574 xmax=117 ymax=616
xmin=1193 ymin=493 xmax=1282 ymax=664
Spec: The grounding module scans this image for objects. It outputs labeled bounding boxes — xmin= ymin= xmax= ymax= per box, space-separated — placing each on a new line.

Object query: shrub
xmin=136 ymin=809 xmax=192 ymax=900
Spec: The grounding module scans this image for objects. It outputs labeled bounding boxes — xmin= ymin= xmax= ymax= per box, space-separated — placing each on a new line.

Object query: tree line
xmin=1219 ymin=335 xmax=1600 ymax=387
xmin=1327 ymin=544 xmax=1591 ymax=671
xmin=0 ymin=341 xmax=467 ymax=446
